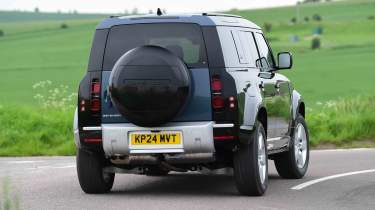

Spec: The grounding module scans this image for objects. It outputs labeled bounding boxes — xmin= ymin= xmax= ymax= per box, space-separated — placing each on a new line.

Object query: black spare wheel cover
xmin=109 ymin=45 xmax=191 ymax=127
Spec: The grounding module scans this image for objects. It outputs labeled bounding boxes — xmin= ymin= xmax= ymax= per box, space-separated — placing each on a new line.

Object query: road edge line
xmin=291 ymin=169 xmax=375 ymax=190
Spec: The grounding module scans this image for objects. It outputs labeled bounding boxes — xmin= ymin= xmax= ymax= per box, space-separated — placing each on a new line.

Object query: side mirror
xmin=277 ymin=52 xmax=293 ymax=70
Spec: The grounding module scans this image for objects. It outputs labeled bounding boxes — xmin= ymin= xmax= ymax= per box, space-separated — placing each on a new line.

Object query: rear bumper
xmin=101 ymin=121 xmax=215 ymax=156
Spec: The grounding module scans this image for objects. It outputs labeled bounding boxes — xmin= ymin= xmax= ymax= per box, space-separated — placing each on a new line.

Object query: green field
xmin=0 ymin=0 xmax=375 ymax=155
xmin=1 ymin=0 xmax=375 ymax=105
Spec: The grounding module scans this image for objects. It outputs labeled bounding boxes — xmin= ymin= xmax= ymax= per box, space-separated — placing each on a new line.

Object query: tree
xmin=0 ymin=29 xmax=4 ymax=37
xmin=34 ymin=7 xmax=39 ymax=13
xmin=264 ymin=22 xmax=272 ymax=33
xmin=290 ymin=17 xmax=297 ymax=24
xmin=313 ymin=14 xmax=322 ymax=21
xmin=60 ymin=23 xmax=68 ymax=29
xmin=132 ymin=8 xmax=138 ymax=15
xmin=311 ymin=36 xmax=321 ymax=49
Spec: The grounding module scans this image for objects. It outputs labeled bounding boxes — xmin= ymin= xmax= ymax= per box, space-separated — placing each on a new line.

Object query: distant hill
xmin=0 ymin=0 xmax=374 ymax=104
xmin=0 ymin=10 xmax=108 ymax=22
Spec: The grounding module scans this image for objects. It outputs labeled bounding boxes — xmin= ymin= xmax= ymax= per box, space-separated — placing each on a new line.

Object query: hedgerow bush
xmin=0 ymin=85 xmax=374 ymax=155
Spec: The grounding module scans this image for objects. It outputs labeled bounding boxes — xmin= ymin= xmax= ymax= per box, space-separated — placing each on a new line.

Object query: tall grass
xmin=307 ymin=96 xmax=375 ymax=146
xmin=0 ymin=96 xmax=374 ymax=156
xmin=0 ymin=80 xmax=76 ymax=156
xmin=0 ymin=105 xmax=74 ymax=156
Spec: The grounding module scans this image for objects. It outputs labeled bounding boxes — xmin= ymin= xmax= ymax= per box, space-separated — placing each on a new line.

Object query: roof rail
xmin=202 ymin=13 xmax=242 ymax=18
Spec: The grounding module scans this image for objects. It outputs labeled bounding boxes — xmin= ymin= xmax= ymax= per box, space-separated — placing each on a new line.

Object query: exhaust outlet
xmin=164 ymin=153 xmax=215 ymax=164
xmin=111 ymin=155 xmax=159 ymax=165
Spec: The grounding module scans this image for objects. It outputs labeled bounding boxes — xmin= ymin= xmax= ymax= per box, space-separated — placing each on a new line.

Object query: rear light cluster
xmin=79 ymin=78 xmax=101 ymax=112
xmin=211 ymin=76 xmax=224 ymax=109
xmin=211 ymin=76 xmax=236 ymax=110
xmin=90 ymin=79 xmax=101 ymax=112
xmin=211 ymin=75 xmax=237 ymax=141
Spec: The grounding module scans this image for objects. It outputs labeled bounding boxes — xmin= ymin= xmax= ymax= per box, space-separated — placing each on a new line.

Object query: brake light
xmin=211 ymin=78 xmax=222 ymax=92
xmin=91 ymin=81 xmax=100 ymax=94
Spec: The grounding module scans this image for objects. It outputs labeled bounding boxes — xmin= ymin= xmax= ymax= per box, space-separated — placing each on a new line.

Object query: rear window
xmin=103 ymin=23 xmax=208 ymax=70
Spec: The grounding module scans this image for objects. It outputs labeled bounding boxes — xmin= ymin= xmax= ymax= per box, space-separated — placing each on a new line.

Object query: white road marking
xmin=312 ymin=148 xmax=375 ymax=152
xmin=26 ymin=164 xmax=76 ymax=170
xmin=6 ymin=160 xmax=45 ymax=164
xmin=291 ymin=169 xmax=375 ymax=190
xmin=52 ymin=165 xmax=76 ymax=169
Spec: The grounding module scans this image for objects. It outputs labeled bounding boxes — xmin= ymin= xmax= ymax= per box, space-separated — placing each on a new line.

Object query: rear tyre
xmin=274 ymin=114 xmax=309 ymax=179
xmin=77 ymin=149 xmax=114 ymax=194
xmin=233 ymin=121 xmax=268 ymax=196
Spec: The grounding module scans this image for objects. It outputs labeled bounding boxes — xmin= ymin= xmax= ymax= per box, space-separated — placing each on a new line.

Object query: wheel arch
xmin=73 ymin=107 xmax=81 ymax=148
xmin=257 ymin=107 xmax=267 ymax=137
xmin=239 ymin=104 xmax=267 ymax=144
xmin=292 ymin=90 xmax=305 ymax=120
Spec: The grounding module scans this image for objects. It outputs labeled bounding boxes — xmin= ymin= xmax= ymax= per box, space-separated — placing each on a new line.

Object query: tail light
xmin=211 ymin=78 xmax=222 ymax=92
xmin=211 ymin=75 xmax=238 ymax=142
xmin=91 ymin=80 xmax=100 ymax=94
xmin=211 ymin=75 xmax=224 ymax=110
xmin=90 ymin=78 xmax=101 ymax=112
xmin=212 ymin=95 xmax=225 ymax=109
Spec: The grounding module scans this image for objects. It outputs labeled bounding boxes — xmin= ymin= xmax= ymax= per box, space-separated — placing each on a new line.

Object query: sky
xmin=0 ymin=0 xmax=299 ymax=14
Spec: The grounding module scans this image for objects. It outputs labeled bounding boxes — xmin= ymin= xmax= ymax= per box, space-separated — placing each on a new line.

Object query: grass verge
xmin=307 ymin=96 xmax=375 ymax=146
xmin=0 ymin=105 xmax=75 ymax=156
xmin=0 ymin=96 xmax=374 ymax=156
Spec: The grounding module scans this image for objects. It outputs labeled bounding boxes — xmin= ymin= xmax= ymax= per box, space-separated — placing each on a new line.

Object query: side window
xmin=87 ymin=29 xmax=108 ymax=71
xmin=231 ymin=30 xmax=248 ymax=64
xmin=239 ymin=31 xmax=259 ymax=68
xmin=254 ymin=33 xmax=275 ymax=70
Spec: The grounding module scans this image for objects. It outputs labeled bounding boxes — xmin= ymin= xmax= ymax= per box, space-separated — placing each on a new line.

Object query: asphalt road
xmin=0 ymin=149 xmax=375 ymax=210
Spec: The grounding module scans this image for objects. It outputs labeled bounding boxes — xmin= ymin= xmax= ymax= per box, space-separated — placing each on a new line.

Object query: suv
xmin=74 ymin=13 xmax=309 ymax=196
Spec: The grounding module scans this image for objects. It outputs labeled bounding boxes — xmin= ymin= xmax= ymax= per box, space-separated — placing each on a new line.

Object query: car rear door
xmin=99 ymin=23 xmax=213 ymax=124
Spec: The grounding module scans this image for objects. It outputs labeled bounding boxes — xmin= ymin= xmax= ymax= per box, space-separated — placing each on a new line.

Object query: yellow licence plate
xmin=130 ymin=132 xmax=182 ymax=145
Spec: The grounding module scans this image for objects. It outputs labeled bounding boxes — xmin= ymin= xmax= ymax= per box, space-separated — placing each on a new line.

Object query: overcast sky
xmin=0 ymin=0 xmax=299 ymax=14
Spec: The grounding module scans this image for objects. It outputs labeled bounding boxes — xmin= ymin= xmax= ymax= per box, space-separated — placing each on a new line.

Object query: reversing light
xmin=80 ymin=100 xmax=85 ymax=112
xmin=229 ymin=96 xmax=235 ymax=109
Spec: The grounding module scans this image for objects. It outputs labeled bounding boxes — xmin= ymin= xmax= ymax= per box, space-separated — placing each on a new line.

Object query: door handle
xmin=243 ymin=83 xmax=251 ymax=92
